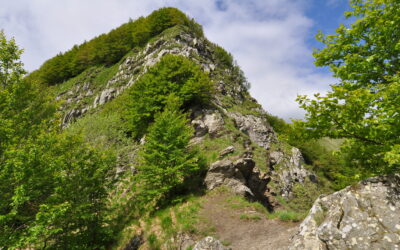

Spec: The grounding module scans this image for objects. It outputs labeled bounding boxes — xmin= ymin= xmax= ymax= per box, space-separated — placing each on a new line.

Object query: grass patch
xmin=147 ymin=233 xmax=160 ymax=250
xmin=92 ymin=63 xmax=120 ymax=88
xmin=269 ymin=210 xmax=305 ymax=222
xmin=50 ymin=66 xmax=99 ymax=96
xmin=221 ymin=239 xmax=231 ymax=246
xmin=240 ymin=213 xmax=262 ymax=221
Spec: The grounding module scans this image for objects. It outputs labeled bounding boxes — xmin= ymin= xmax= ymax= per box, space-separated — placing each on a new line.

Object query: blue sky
xmin=0 ymin=0 xmax=351 ymax=120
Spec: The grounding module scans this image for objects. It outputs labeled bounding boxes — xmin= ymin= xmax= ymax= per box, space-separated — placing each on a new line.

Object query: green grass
xmin=50 ymin=66 xmax=99 ymax=96
xmin=223 ymin=190 xmax=306 ymax=222
xmin=220 ymin=239 xmax=231 ymax=246
xmin=268 ymin=210 xmax=306 ymax=222
xmin=198 ymin=133 xmax=244 ymax=164
xmin=227 ymin=98 xmax=263 ymax=116
xmin=147 ymin=233 xmax=160 ymax=250
xmin=92 ymin=64 xmax=120 ymax=88
xmin=240 ymin=213 xmax=262 ymax=221
xmin=174 ymin=200 xmax=202 ymax=234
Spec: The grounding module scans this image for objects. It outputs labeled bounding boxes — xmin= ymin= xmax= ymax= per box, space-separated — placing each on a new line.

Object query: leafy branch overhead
xmin=297 ymin=0 xmax=400 ymax=174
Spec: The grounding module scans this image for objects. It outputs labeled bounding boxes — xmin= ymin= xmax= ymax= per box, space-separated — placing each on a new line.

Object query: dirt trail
xmin=198 ymin=192 xmax=299 ymax=250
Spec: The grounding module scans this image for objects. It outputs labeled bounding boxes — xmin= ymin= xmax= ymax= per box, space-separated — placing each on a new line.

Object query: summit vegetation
xmin=26 ymin=7 xmax=203 ymax=86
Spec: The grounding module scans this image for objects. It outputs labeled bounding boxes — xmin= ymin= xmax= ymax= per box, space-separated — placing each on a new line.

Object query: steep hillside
xmin=27 ymin=7 xmax=330 ymax=249
xmin=3 ymin=2 xmax=398 ymax=249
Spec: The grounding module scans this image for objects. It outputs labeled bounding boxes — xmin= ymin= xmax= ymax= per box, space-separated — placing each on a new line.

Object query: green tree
xmin=126 ymin=54 xmax=213 ymax=139
xmin=0 ymin=31 xmax=115 ymax=249
xmin=0 ymin=30 xmax=25 ymax=87
xmin=297 ymin=0 xmax=400 ymax=175
xmin=135 ymin=96 xmax=202 ymax=209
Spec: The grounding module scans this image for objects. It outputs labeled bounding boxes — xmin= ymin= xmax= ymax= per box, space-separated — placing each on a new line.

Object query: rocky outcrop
xmin=205 ymin=157 xmax=270 ymax=206
xmin=193 ymin=236 xmax=229 ymax=250
xmin=59 ymin=27 xmax=218 ymax=127
xmin=94 ymin=88 xmax=117 ymax=107
xmin=61 ymin=107 xmax=89 ymax=128
xmin=205 ymin=157 xmax=255 ymax=198
xmin=227 ymin=112 xmax=276 ymax=150
xmin=269 ymin=147 xmax=317 ymax=198
xmin=290 ymin=175 xmax=400 ymax=250
xmin=192 ymin=109 xmax=225 ymax=138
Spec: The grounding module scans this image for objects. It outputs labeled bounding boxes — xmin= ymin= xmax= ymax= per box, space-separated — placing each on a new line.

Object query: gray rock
xmin=290 ymin=174 xmax=400 ymax=250
xmin=219 ymin=146 xmax=235 ymax=158
xmin=192 ymin=119 xmax=207 ymax=137
xmin=228 ymin=112 xmax=276 ymax=149
xmin=85 ymin=89 xmax=93 ymax=97
xmin=176 ymin=233 xmax=196 ymax=250
xmin=204 ymin=157 xmax=270 ymax=205
xmin=62 ymin=108 xmax=81 ymax=128
xmin=205 ymin=158 xmax=255 ymax=198
xmin=269 ymin=151 xmax=284 ymax=166
xmin=192 ymin=110 xmax=224 ymax=137
xmin=193 ymin=236 xmax=229 ymax=250
xmin=98 ymin=88 xmax=116 ymax=105
xmin=203 ymin=112 xmax=224 ymax=136
xmin=269 ymin=147 xmax=316 ymax=198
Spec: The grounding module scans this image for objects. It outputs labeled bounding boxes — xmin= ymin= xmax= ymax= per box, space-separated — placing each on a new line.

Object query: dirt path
xmin=198 ymin=192 xmax=299 ymax=250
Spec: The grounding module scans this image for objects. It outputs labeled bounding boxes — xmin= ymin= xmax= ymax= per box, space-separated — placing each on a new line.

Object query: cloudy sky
xmin=0 ymin=0 xmax=351 ymax=120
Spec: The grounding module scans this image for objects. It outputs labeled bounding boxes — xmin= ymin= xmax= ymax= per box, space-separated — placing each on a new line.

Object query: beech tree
xmin=297 ymin=0 xmax=400 ymax=175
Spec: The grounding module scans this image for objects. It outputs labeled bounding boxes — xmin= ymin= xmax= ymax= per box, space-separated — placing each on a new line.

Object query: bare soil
xmin=198 ymin=191 xmax=300 ymax=250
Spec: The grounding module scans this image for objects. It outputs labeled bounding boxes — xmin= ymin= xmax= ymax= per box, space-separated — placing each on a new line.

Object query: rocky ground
xmin=197 ymin=190 xmax=299 ymax=250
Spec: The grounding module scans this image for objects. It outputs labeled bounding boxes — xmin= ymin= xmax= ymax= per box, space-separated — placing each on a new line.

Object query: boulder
xmin=193 ymin=236 xmax=229 ymax=250
xmin=192 ymin=119 xmax=207 ymax=137
xmin=192 ymin=110 xmax=224 ymax=137
xmin=203 ymin=112 xmax=224 ymax=136
xmin=205 ymin=158 xmax=255 ymax=198
xmin=290 ymin=175 xmax=400 ymax=250
xmin=204 ymin=157 xmax=271 ymax=206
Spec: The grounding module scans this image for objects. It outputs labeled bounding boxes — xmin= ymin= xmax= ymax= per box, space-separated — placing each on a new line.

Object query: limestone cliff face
xmin=290 ymin=175 xmax=400 ymax=250
xmin=56 ymin=24 xmax=316 ymax=203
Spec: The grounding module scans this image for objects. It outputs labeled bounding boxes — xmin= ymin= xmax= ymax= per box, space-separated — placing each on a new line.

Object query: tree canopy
xmin=297 ymin=0 xmax=400 ymax=175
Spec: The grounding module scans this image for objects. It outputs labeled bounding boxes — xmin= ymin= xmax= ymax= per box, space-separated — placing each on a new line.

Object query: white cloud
xmin=0 ymin=0 xmax=335 ymax=120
